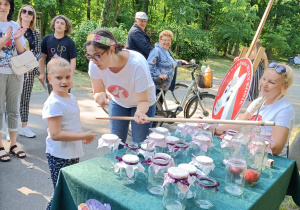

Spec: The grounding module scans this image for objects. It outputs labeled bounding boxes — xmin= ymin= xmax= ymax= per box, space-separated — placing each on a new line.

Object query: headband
xmin=86 ymin=34 xmax=116 ymax=47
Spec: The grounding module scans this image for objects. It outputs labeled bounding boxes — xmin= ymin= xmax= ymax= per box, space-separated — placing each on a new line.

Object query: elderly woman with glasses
xmin=147 ymin=30 xmax=188 ymax=94
xmin=215 ymin=62 xmax=295 ymax=157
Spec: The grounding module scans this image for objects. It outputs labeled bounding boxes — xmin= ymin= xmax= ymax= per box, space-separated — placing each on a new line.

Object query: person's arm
xmin=70 ymin=58 xmax=76 ymax=76
xmin=147 ymin=49 xmax=167 ymax=80
xmin=270 ymin=125 xmax=290 ymax=155
xmin=14 ymin=28 xmax=27 ymax=54
xmin=39 ymin=53 xmax=46 ymax=84
xmin=133 ymin=31 xmax=153 ymax=57
xmin=48 ymin=116 xmax=96 ymax=143
xmin=134 ymin=88 xmax=150 ymax=124
xmin=33 ymin=31 xmax=41 ymax=60
xmin=91 ymin=78 xmax=111 ymax=107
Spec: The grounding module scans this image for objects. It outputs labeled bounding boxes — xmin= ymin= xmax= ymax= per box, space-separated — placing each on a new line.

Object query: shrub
xmin=72 ymin=20 xmax=128 ymax=71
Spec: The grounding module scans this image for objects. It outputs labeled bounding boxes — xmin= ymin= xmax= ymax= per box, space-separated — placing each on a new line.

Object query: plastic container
xmin=162 ymin=167 xmax=191 ymax=210
xmin=194 ymin=176 xmax=219 ymax=209
xmin=147 ymin=153 xmax=174 ymax=195
xmin=224 ymin=158 xmax=247 ymax=196
xmin=203 ymin=66 xmax=213 ymax=88
xmin=97 ymin=134 xmax=122 ymax=171
xmin=114 ymin=154 xmax=145 ymax=184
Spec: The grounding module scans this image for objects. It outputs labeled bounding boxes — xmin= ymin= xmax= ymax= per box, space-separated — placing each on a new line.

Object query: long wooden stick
xmin=245 ymin=0 xmax=274 ymax=58
xmin=96 ymin=116 xmax=275 ymax=126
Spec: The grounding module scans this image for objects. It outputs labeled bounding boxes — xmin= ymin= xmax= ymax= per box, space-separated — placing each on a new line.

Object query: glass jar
xmin=144 ymin=132 xmax=166 ymax=153
xmin=190 ymin=134 xmax=214 ymax=157
xmin=178 ymin=163 xmax=199 ymax=199
xmin=150 ymin=126 xmax=170 ymax=137
xmin=173 ymin=142 xmax=190 ymax=164
xmin=97 ymin=134 xmax=122 ymax=171
xmin=165 ymin=136 xmax=180 ymax=156
xmin=147 ymin=153 xmax=174 ymax=195
xmin=125 ymin=142 xmax=139 ymax=156
xmin=194 ymin=176 xmax=219 ymax=209
xmin=245 ymin=137 xmax=265 ymax=187
xmin=189 ymin=156 xmax=215 ymax=176
xmin=138 ymin=143 xmax=155 ymax=160
xmin=224 ymin=158 xmax=247 ymax=196
xmin=262 ymin=141 xmax=272 ymax=170
xmin=184 ymin=123 xmax=200 ymax=140
xmin=174 ymin=123 xmax=186 ymax=139
xmin=162 ymin=167 xmax=191 ymax=210
xmin=114 ymin=154 xmax=145 ymax=184
xmin=220 ymin=130 xmax=237 ymax=165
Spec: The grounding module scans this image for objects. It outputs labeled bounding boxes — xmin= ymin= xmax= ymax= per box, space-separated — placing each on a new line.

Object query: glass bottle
xmin=189 ymin=156 xmax=215 ymax=176
xmin=147 ymin=153 xmax=174 ymax=195
xmin=224 ymin=158 xmax=247 ymax=196
xmin=162 ymin=167 xmax=191 ymax=210
xmin=97 ymin=134 xmax=122 ymax=171
xmin=165 ymin=136 xmax=180 ymax=157
xmin=114 ymin=154 xmax=145 ymax=184
xmin=138 ymin=143 xmax=155 ymax=160
xmin=194 ymin=176 xmax=219 ymax=209
xmin=190 ymin=134 xmax=214 ymax=156
xmin=178 ymin=163 xmax=199 ymax=199
xmin=125 ymin=142 xmax=139 ymax=156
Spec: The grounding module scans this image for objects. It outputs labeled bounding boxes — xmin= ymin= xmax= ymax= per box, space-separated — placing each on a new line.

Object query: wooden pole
xmin=245 ymin=0 xmax=274 ymax=58
xmin=96 ymin=116 xmax=275 ymax=126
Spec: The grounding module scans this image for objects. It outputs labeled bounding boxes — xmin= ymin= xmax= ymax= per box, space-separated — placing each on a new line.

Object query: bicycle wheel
xmin=171 ymin=83 xmax=194 ymax=105
xmin=184 ymin=93 xmax=216 ymax=118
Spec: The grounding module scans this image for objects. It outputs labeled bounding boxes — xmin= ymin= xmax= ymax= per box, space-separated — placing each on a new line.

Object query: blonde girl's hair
xmin=250 ymin=64 xmax=294 ymax=116
xmin=50 ymin=15 xmax=74 ymax=35
xmin=17 ymin=5 xmax=37 ymax=30
xmin=47 ymin=56 xmax=71 ymax=75
xmin=159 ymin=30 xmax=173 ymax=40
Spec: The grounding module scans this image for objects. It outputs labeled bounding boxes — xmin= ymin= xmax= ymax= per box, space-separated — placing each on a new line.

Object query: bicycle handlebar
xmin=187 ymin=64 xmax=198 ymax=69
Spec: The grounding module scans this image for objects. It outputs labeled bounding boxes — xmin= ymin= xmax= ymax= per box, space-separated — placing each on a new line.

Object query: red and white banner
xmin=212 ymin=58 xmax=253 ymax=120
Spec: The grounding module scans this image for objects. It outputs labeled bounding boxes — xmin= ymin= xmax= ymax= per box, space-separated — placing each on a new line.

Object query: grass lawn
xmin=32 ymin=56 xmax=300 ymax=209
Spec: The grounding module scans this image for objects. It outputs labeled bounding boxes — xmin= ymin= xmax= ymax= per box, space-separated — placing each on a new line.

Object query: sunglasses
xmin=21 ymin=9 xmax=34 ymax=16
xmin=268 ymin=62 xmax=286 ymax=74
xmin=85 ymin=50 xmax=107 ymax=61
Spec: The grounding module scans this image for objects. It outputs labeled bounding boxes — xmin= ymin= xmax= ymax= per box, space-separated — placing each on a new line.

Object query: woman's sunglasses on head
xmin=21 ymin=9 xmax=34 ymax=16
xmin=268 ymin=62 xmax=286 ymax=74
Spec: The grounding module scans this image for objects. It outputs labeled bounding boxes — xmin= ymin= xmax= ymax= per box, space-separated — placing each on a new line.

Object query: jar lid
xmin=122 ymin=154 xmax=139 ymax=164
xmin=185 ymin=123 xmax=198 ymax=127
xmin=178 ymin=163 xmax=197 ymax=174
xmin=195 ymin=135 xmax=211 ymax=142
xmin=155 ymin=127 xmax=169 ymax=134
xmin=152 ymin=153 xmax=171 ymax=165
xmin=149 ymin=132 xmax=165 ymax=141
xmin=196 ymin=156 xmax=213 ymax=164
xmin=177 ymin=123 xmax=185 ymax=129
xmin=165 ymin=136 xmax=179 ymax=144
xmin=167 ymin=167 xmax=189 ymax=179
xmin=101 ymin=134 xmax=119 ymax=143
xmin=140 ymin=143 xmax=155 ymax=152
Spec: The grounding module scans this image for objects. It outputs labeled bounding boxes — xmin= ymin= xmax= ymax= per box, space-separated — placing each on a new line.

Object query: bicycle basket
xmin=196 ymin=72 xmax=213 ymax=88
xmin=195 ymin=73 xmax=206 ymax=88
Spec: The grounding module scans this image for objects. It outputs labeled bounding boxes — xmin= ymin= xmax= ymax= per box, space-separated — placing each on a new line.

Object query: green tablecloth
xmin=51 ymin=137 xmax=300 ymax=210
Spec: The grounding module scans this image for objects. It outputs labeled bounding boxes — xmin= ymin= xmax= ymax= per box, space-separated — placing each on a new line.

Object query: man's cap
xmin=135 ymin=12 xmax=148 ymax=20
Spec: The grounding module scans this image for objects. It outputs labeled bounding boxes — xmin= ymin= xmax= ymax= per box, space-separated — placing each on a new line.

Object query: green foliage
xmin=72 ymin=20 xmax=128 ymax=71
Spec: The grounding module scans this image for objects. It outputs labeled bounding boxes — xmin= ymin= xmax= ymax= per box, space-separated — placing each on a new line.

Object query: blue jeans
xmin=109 ymin=100 xmax=156 ymax=145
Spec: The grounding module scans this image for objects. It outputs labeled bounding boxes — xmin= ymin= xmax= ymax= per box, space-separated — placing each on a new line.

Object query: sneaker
xmin=6 ymin=128 xmax=10 ymax=142
xmin=19 ymin=126 xmax=36 ymax=138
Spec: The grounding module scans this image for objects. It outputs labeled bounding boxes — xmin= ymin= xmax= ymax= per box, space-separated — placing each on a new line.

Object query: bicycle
xmin=154 ymin=63 xmax=216 ymax=126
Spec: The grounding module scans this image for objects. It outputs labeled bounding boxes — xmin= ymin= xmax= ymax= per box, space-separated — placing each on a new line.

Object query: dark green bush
xmin=72 ymin=20 xmax=128 ymax=71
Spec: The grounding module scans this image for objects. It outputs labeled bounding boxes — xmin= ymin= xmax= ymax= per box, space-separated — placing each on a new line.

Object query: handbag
xmin=9 ymin=50 xmax=39 ymax=76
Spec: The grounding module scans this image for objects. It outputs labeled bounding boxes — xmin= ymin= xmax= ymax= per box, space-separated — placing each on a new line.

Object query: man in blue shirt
xmin=294 ymin=54 xmax=300 ymax=65
xmin=126 ymin=12 xmax=153 ymax=59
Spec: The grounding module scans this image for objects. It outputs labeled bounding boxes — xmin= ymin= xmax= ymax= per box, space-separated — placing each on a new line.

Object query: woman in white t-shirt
xmin=85 ymin=29 xmax=156 ymax=145
xmin=216 ymin=62 xmax=295 ymax=157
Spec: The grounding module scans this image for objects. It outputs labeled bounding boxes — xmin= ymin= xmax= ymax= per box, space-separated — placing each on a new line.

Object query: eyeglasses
xmin=268 ymin=62 xmax=286 ymax=74
xmin=21 ymin=9 xmax=34 ymax=16
xmin=160 ymin=39 xmax=172 ymax=43
xmin=85 ymin=50 xmax=107 ymax=61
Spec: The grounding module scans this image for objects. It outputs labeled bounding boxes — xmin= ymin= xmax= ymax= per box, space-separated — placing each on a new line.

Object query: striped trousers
xmin=0 ymin=74 xmax=23 ymax=132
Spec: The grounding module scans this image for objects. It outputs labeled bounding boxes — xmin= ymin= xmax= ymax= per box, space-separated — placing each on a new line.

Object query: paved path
xmin=0 ymin=69 xmax=299 ymax=209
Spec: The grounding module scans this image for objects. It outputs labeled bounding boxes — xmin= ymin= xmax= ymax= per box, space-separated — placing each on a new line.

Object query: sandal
xmin=0 ymin=147 xmax=10 ymax=162
xmin=9 ymin=145 xmax=26 ymax=159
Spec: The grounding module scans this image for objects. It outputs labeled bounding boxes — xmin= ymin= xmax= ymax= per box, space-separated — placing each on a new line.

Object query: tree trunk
xmin=144 ymin=0 xmax=149 ymax=15
xmin=87 ymin=0 xmax=91 ymax=20
xmin=100 ymin=0 xmax=113 ymax=26
xmin=202 ymin=14 xmax=210 ymax=30
xmin=112 ymin=0 xmax=125 ymax=27
xmin=273 ymin=0 xmax=282 ymax=29
xmin=233 ymin=38 xmax=240 ymax=56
